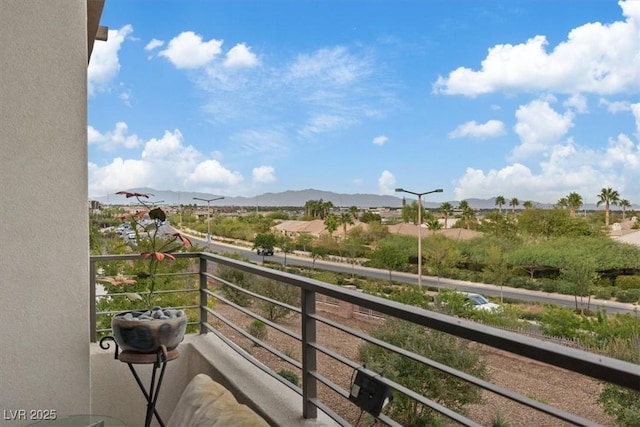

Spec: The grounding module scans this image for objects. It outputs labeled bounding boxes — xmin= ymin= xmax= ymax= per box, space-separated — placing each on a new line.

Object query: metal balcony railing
xmin=90 ymin=252 xmax=640 ymax=427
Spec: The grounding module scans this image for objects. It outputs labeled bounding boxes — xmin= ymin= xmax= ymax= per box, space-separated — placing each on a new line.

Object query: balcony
xmin=90 ymin=252 xmax=639 ymax=426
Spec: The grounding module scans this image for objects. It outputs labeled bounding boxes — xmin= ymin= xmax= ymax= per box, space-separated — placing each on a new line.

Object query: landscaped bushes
xmin=615 ymin=289 xmax=640 ymax=303
xmin=615 ymin=275 xmax=640 ymax=290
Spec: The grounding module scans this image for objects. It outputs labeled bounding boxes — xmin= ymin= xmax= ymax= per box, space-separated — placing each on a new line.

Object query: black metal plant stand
xmin=100 ymin=336 xmax=179 ymax=427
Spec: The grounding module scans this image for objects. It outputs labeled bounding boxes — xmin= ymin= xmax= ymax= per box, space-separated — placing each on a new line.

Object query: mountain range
xmin=94 ymin=188 xmax=590 ymax=210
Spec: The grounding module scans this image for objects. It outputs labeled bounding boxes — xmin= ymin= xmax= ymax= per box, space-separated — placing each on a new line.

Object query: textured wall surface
xmin=0 ymin=1 xmax=91 ymax=424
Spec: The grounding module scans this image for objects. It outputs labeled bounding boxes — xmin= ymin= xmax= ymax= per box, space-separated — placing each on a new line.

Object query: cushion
xmin=168 ymin=374 xmax=270 ymax=427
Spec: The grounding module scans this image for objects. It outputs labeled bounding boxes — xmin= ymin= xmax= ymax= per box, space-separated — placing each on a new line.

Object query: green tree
xmin=494 ymin=195 xmax=506 ymax=213
xmin=295 ymin=232 xmax=313 ymax=252
xmin=426 ymin=218 xmax=442 ymax=234
xmin=597 ymin=187 xmax=620 ymax=227
xmin=619 ymin=199 xmax=631 ymax=220
xmin=370 ymin=239 xmax=409 ymax=282
xmin=338 ymin=212 xmax=354 ymax=238
xmin=457 ymin=200 xmax=476 ymax=230
xmin=324 ymin=213 xmax=339 ymax=238
xmin=359 ymin=319 xmax=488 ymax=426
xmin=440 ymin=202 xmax=454 ymax=228
xmin=483 ymin=244 xmax=510 ymax=303
xmin=523 ymin=200 xmax=533 ymax=209
xmin=509 ymin=197 xmax=519 ymax=214
xmin=401 ymin=201 xmax=423 ymax=225
xmin=566 ymin=192 xmax=583 ymax=217
xmin=423 ymin=234 xmax=460 ymax=280
xmin=560 ymin=256 xmax=599 ymax=312
xmin=278 ymin=234 xmax=295 ymax=266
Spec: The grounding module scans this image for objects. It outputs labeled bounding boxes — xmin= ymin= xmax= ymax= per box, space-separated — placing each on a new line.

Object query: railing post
xmin=301 ymin=288 xmax=318 ymax=419
xmin=89 ymin=258 xmax=96 ymax=342
xmin=199 ymin=256 xmax=208 ymax=335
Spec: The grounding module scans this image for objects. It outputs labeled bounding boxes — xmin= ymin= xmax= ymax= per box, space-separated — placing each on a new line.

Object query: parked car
xmin=256 ymin=246 xmax=274 ymax=256
xmin=463 ymin=292 xmax=500 ymax=311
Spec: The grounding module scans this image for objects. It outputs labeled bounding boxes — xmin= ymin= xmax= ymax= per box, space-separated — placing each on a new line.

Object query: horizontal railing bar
xmin=308 ymin=314 xmax=600 ymax=426
xmin=206 ymin=272 xmax=301 ymax=315
xmin=194 ymin=252 xmax=640 ymax=391
xmin=206 ymin=309 xmax=302 ymax=370
xmin=307 ymin=343 xmax=481 ymax=426
xmin=209 ymin=291 xmax=302 ymax=342
xmin=201 ymin=324 xmax=305 ymax=395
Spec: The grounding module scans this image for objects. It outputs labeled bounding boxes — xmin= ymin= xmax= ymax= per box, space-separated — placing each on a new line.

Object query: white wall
xmin=0 ymin=1 xmax=91 ymax=424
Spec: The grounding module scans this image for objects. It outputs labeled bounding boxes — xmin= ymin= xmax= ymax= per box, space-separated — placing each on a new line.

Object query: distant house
xmin=272 ymin=220 xmax=327 ymax=238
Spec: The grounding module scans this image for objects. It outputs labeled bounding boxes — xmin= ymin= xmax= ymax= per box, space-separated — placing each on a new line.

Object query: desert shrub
xmin=615 ymin=289 xmax=640 ymax=303
xmin=358 ymin=319 xmax=488 ymax=426
xmin=217 ymin=265 xmax=253 ymax=307
xmin=539 ymin=306 xmax=582 ymax=339
xmin=594 ymin=286 xmax=614 ymax=300
xmin=247 ymin=319 xmax=267 ymax=342
xmin=615 ymin=275 xmax=640 ymax=290
xmin=257 ymin=277 xmax=299 ymax=322
xmin=278 ymin=369 xmax=299 ymax=386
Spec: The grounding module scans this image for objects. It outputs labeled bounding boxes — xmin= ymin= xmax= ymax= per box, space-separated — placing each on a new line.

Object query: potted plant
xmin=98 ymin=191 xmax=192 ymax=354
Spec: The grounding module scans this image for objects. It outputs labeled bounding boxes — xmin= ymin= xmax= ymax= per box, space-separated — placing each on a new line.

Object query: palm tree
xmin=440 ymin=202 xmax=454 ymax=229
xmin=321 ymin=200 xmax=334 ymax=219
xmin=349 ymin=205 xmax=359 ymax=220
xmin=458 ymin=200 xmax=474 ymax=230
xmin=523 ymin=200 xmax=533 ymax=209
xmin=566 ymin=192 xmax=583 ymax=217
xmin=338 ymin=212 xmax=354 ymax=238
xmin=596 ymin=187 xmax=620 ymax=227
xmin=619 ymin=199 xmax=631 ymax=220
xmin=509 ymin=197 xmax=519 ymax=214
xmin=494 ymin=195 xmax=505 ymax=214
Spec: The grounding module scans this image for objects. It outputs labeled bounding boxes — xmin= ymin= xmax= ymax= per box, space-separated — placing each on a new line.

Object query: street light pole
xmin=395 ymin=187 xmax=443 ymax=288
xmin=193 ymin=196 xmax=225 ymax=242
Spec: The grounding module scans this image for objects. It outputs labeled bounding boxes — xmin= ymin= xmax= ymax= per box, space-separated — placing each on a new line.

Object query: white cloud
xmin=372 ymin=135 xmax=389 ymax=146
xmin=252 ymin=166 xmax=276 ymax=183
xmin=631 ymin=103 xmax=640 ymax=136
xmin=298 ymin=114 xmax=356 ymax=138
xmin=88 ymin=125 xmax=246 ymax=197
xmin=511 ymin=100 xmax=574 ymax=159
xmin=145 ymin=39 xmax=164 ymax=51
xmin=88 ymin=25 xmax=133 ymax=96
xmin=224 ymin=43 xmax=259 ymax=68
xmin=187 ymin=160 xmax=243 ymax=186
xmin=287 ymin=46 xmax=371 ymax=86
xmin=599 ymin=99 xmax=631 ymax=113
xmin=159 ymin=31 xmax=223 ymax=69
xmin=454 ymin=133 xmax=640 ymax=203
xmin=434 ymin=1 xmax=640 ymax=97
xmin=378 ymin=170 xmax=396 ymax=195
xmin=448 ymin=120 xmax=505 ymax=139
xmin=563 ymin=94 xmax=588 ymax=113
xmin=88 ymin=122 xmax=142 ymax=151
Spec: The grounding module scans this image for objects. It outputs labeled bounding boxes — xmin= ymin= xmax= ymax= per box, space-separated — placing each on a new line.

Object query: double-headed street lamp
xmin=193 ymin=196 xmax=225 ymax=242
xmin=395 ymin=187 xmax=443 ymax=288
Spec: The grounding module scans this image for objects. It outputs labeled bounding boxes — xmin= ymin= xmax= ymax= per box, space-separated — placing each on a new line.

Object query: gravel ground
xmin=213 ymin=301 xmax=615 ymax=427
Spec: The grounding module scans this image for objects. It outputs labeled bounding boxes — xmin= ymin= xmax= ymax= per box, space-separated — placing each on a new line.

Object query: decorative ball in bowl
xmin=111 ymin=308 xmax=187 ymax=353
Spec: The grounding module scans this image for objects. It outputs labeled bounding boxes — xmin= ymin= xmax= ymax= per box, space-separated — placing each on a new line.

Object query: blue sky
xmin=88 ymin=0 xmax=640 ymax=205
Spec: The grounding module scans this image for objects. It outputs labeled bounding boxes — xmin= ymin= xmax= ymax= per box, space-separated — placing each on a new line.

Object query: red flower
xmin=116 ymin=191 xmax=152 ymax=199
xmin=172 ymin=233 xmax=192 ymax=248
xmin=142 ymin=252 xmax=176 ymax=262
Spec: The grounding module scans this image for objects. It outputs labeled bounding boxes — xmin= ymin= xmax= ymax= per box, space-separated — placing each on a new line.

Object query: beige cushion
xmin=168 ymin=374 xmax=270 ymax=427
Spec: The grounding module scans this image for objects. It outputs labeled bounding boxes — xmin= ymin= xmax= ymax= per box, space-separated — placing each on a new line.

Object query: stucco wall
xmin=0 ymin=1 xmax=91 ymax=424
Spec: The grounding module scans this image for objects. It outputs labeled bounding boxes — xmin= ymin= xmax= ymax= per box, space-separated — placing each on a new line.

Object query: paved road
xmin=187 ymin=232 xmax=639 ymax=316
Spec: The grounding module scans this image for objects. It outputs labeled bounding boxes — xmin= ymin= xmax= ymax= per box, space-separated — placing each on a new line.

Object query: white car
xmin=463 ymin=293 xmax=500 ymax=311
